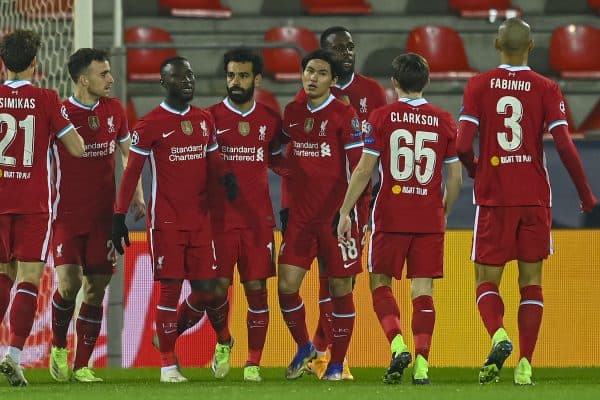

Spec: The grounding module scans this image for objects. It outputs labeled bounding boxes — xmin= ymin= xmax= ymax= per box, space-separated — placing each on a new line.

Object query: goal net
xmin=0 ymin=0 xmax=74 ymax=98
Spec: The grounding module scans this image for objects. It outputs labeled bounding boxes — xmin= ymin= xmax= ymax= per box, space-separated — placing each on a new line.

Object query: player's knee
xmin=244 ymin=279 xmax=266 ymax=292
xmin=190 ymin=278 xmax=217 ymax=293
xmin=277 ymin=273 xmax=300 ymax=293
xmin=329 ymin=277 xmax=353 ymax=297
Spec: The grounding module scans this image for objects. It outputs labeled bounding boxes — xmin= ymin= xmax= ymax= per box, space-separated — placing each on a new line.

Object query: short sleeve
xmin=116 ymin=100 xmax=130 ymax=142
xmin=269 ymin=116 xmax=284 ymax=155
xmin=204 ymin=112 xmax=218 ymax=153
xmin=363 ymin=108 xmax=382 ymax=157
xmin=48 ymin=90 xmax=74 ymax=139
xmin=458 ymin=78 xmax=480 ymax=127
xmin=129 ymin=119 xmax=153 ymax=156
xmin=443 ymin=115 xmax=459 ymax=162
xmin=543 ymin=81 xmax=569 ymax=132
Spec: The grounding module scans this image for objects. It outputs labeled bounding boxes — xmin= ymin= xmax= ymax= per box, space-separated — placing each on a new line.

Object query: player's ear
xmin=391 ymin=77 xmax=399 ymax=89
xmin=528 ymin=38 xmax=535 ymax=53
xmin=494 ymin=37 xmax=501 ymax=52
xmin=254 ymin=73 xmax=262 ymax=88
xmin=29 ymin=56 xmax=37 ymax=71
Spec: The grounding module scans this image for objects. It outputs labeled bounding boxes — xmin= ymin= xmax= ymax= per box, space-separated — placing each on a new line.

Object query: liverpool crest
xmin=88 ymin=115 xmax=100 ymax=130
xmin=181 ymin=120 xmax=193 ymax=135
xmin=304 ymin=118 xmax=314 ymax=133
xmin=238 ymin=121 xmax=250 ymax=136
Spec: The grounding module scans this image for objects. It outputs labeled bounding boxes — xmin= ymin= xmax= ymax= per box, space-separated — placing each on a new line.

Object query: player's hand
xmin=111 ymin=213 xmax=130 ymax=255
xmin=336 ymin=212 xmax=352 ymax=245
xmin=467 ymin=156 xmax=479 ymax=179
xmin=581 ymin=193 xmax=598 ymax=213
xmin=219 ymin=172 xmax=238 ymax=201
xmin=130 ymin=195 xmax=146 ymax=222
xmin=279 ymin=208 xmax=289 ymax=237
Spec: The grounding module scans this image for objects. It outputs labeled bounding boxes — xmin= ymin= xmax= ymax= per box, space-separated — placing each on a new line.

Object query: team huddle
xmin=0 ymin=18 xmax=596 ymax=388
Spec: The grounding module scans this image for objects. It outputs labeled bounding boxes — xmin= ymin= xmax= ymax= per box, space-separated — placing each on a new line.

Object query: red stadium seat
xmin=126 ymin=98 xmax=138 ymax=128
xmin=125 ymin=26 xmax=177 ymax=81
xmin=579 ymin=99 xmax=600 ymax=133
xmin=254 ymin=88 xmax=281 ymax=116
xmin=158 ymin=0 xmax=232 ymax=18
xmin=263 ymin=25 xmax=319 ymax=81
xmin=550 ymin=25 xmax=600 ymax=79
xmin=449 ymin=0 xmax=520 ymax=18
xmin=590 ymin=0 xmax=600 ymax=13
xmin=16 ymin=0 xmax=72 ymax=18
xmin=302 ymin=0 xmax=372 ymax=15
xmin=406 ymin=26 xmax=477 ymax=79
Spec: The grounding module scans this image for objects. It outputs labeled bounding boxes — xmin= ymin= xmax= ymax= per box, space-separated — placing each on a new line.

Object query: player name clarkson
xmin=0 ymin=97 xmax=36 ymax=108
xmin=390 ymin=112 xmax=439 ymax=126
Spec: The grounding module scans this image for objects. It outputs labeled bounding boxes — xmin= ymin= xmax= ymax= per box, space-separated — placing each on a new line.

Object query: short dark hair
xmin=67 ymin=48 xmax=110 ymax=82
xmin=320 ymin=26 xmax=351 ymax=48
xmin=223 ymin=47 xmax=263 ymax=75
xmin=0 ymin=29 xmax=41 ymax=73
xmin=392 ymin=53 xmax=429 ymax=93
xmin=160 ymin=56 xmax=189 ymax=75
xmin=301 ymin=49 xmax=342 ymax=80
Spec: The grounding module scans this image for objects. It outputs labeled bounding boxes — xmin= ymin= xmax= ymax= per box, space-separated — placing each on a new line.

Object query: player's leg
xmin=150 ymin=229 xmax=188 ymax=383
xmin=320 ymin=224 xmax=361 ymax=381
xmin=472 ymin=206 xmax=515 ymax=383
xmin=1 ymin=213 xmax=51 ymax=387
xmin=308 ymin=260 xmax=332 ymax=379
xmin=0 ymin=216 xmax=17 ymax=322
xmin=278 ymin=224 xmax=317 ymax=380
xmin=407 ymin=233 xmax=444 ymax=385
xmin=514 ymin=206 xmax=550 ymax=385
xmin=50 ymin=264 xmax=81 ymax=382
xmin=369 ymin=231 xmax=410 ymax=384
xmin=239 ymin=228 xmax=275 ymax=382
xmin=70 ymin=273 xmax=111 ymax=383
xmin=410 ymin=278 xmax=434 ymax=385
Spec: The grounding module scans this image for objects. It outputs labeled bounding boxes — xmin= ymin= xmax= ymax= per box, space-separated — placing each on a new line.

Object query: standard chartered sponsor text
xmin=169 ymin=145 xmax=206 ymax=161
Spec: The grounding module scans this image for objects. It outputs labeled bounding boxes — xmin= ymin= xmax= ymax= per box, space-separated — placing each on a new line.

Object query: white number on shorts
xmin=496 ymin=96 xmax=523 ymax=151
xmin=337 ymin=238 xmax=358 ymax=262
xmin=0 ymin=113 xmax=36 ymax=167
xmin=390 ymin=129 xmax=438 ymax=185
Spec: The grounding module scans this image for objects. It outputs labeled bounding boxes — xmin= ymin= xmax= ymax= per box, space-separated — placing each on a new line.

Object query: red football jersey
xmin=365 ymin=98 xmax=458 ymax=233
xmin=128 ymin=102 xmax=218 ymax=230
xmin=52 ymin=96 xmax=129 ymax=223
xmin=0 ymin=80 xmax=73 ymax=214
xmin=459 ymin=65 xmax=567 ymax=207
xmin=283 ymin=95 xmax=363 ymax=223
xmin=207 ymin=99 xmax=282 ymax=231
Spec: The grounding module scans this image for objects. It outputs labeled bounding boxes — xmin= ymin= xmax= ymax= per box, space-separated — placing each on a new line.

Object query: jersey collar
xmin=68 ymin=95 xmax=100 ymax=111
xmin=498 ymin=64 xmax=531 ymax=72
xmin=160 ymin=101 xmax=190 ymax=115
xmin=223 ymin=97 xmax=256 ymax=117
xmin=3 ymin=80 xmax=31 ymax=88
xmin=398 ymin=97 xmax=428 ymax=106
xmin=307 ymin=94 xmax=336 ymax=113
xmin=335 ymin=73 xmax=355 ymax=90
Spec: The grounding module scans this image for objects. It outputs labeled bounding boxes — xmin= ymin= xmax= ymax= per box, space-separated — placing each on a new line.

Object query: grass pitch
xmin=1 ymin=367 xmax=599 ymax=400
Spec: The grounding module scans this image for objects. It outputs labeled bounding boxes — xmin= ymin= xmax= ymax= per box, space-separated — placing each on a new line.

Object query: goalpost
xmin=0 ymin=0 xmax=94 ymax=368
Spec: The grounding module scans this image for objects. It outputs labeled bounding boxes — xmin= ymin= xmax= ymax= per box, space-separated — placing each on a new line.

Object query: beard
xmin=227 ymin=85 xmax=254 ymax=105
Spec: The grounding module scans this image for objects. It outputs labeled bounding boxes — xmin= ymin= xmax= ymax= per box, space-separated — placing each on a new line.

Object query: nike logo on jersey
xmin=343 ymin=261 xmax=357 ymax=269
xmin=288 ymin=122 xmax=300 ymax=128
xmin=162 ymin=130 xmax=175 ymax=138
xmin=216 ymin=128 xmax=230 ymax=134
xmin=212 ymin=264 xmax=218 ymax=270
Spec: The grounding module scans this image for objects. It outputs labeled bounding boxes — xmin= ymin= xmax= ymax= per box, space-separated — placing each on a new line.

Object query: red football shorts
xmin=149 ymin=229 xmax=216 ymax=281
xmin=212 ymin=227 xmax=275 ymax=282
xmin=472 ymin=205 xmax=552 ymax=265
xmin=368 ymin=230 xmax=444 ymax=279
xmin=278 ymin=221 xmax=362 ymax=278
xmin=52 ymin=220 xmax=115 ymax=274
xmin=0 ymin=213 xmax=52 ymax=263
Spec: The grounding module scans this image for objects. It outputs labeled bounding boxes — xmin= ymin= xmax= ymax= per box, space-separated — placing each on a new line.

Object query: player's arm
xmin=338 ymin=152 xmax=379 ymax=243
xmin=58 ymin=127 xmax=85 ymax=157
xmin=118 ymin=137 xmax=146 ymax=221
xmin=551 ymin=124 xmax=597 ymax=212
xmin=443 ymin=160 xmax=462 ymax=222
xmin=456 ymin=120 xmax=478 ymax=178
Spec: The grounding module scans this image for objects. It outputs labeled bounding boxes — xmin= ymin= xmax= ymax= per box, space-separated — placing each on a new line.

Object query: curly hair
xmin=0 ymin=29 xmax=41 ymax=73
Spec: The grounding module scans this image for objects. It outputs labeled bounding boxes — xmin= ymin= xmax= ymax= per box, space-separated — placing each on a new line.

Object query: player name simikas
xmin=0 ymin=97 xmax=36 ymax=108
xmin=390 ymin=112 xmax=439 ymax=127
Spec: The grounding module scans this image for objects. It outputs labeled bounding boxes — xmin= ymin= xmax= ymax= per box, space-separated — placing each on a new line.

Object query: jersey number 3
xmin=0 ymin=113 xmax=36 ymax=167
xmin=496 ymin=96 xmax=523 ymax=152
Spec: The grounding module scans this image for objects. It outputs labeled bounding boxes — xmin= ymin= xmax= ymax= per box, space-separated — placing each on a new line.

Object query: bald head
xmin=495 ymin=18 xmax=533 ymax=56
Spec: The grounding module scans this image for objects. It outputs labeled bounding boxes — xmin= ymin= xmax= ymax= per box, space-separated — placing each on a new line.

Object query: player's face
xmin=226 ymin=61 xmax=258 ymax=105
xmin=85 ymin=60 xmax=114 ymax=98
xmin=162 ymin=60 xmax=195 ymax=102
xmin=323 ymin=31 xmax=355 ymax=77
xmin=302 ymin=59 xmax=335 ymax=100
